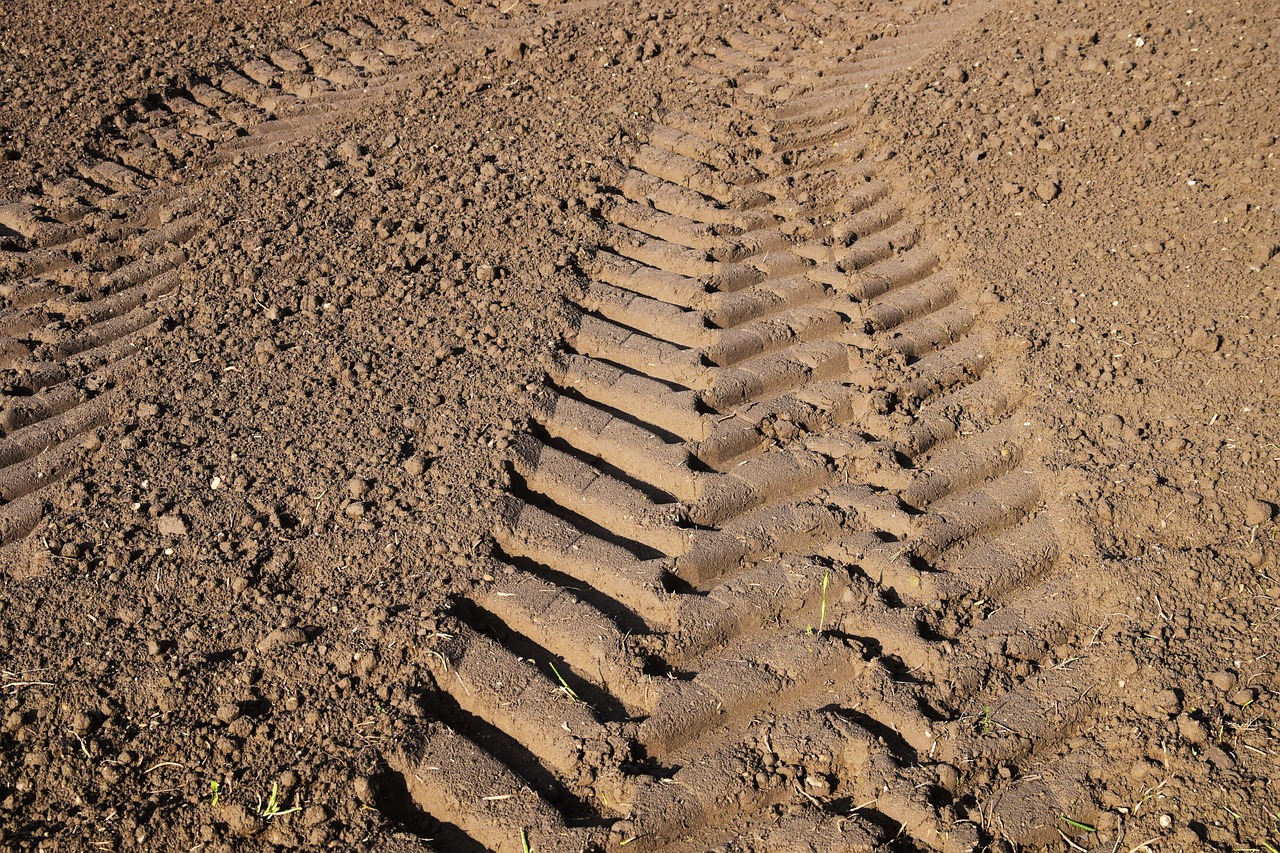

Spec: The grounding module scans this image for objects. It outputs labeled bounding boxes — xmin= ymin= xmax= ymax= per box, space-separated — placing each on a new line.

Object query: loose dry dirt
xmin=1 ymin=0 xmax=1276 ymax=851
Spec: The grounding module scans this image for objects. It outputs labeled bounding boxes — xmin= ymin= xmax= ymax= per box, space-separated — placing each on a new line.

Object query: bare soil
xmin=0 ymin=0 xmax=1276 ymax=851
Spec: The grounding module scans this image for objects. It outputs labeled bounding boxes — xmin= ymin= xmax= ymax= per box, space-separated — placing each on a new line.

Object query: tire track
xmin=386 ymin=3 xmax=1123 ymax=851
xmin=0 ymin=187 xmax=200 ymax=562
xmin=0 ymin=16 xmax=447 ymax=567
xmin=0 ymin=2 xmax=657 ymax=564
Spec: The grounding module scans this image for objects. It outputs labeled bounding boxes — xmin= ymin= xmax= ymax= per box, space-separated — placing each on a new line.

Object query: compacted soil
xmin=0 ymin=0 xmax=1276 ymax=851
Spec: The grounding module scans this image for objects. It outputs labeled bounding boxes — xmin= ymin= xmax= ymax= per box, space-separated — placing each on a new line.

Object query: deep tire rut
xmin=386 ymin=2 xmax=1125 ymax=852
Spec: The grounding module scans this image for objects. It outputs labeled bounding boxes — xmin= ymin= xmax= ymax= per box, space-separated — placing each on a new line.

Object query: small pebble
xmin=258 ymin=627 xmax=308 ymax=653
xmin=936 ymin=763 xmax=959 ymax=790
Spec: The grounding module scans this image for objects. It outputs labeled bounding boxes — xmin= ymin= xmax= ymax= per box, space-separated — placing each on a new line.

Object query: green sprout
xmin=818 ymin=568 xmax=831 ymax=634
xmin=548 ymin=661 xmax=581 ymax=703
xmin=259 ymin=782 xmax=302 ymax=819
xmin=1060 ymin=815 xmax=1097 ymax=833
xmin=807 ymin=568 xmax=833 ymax=636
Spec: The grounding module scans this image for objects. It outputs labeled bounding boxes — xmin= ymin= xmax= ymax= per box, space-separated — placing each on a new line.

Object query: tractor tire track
xmin=0 ymin=15 xmax=452 ymax=568
xmin=386 ymin=2 xmax=1127 ymax=851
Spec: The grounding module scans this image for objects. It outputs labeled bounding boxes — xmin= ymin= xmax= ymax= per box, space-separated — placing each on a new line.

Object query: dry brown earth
xmin=1 ymin=0 xmax=1276 ymax=851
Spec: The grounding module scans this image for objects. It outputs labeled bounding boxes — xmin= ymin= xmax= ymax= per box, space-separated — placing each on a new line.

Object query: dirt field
xmin=1 ymin=0 xmax=1276 ymax=850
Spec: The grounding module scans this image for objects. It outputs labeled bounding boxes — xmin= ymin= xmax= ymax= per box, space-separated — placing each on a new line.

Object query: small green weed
xmin=1060 ymin=815 xmax=1097 ymax=833
xmin=259 ymin=782 xmax=301 ymax=820
xmin=818 ymin=568 xmax=831 ymax=634
xmin=548 ymin=661 xmax=581 ymax=704
xmin=806 ymin=568 xmax=833 ymax=636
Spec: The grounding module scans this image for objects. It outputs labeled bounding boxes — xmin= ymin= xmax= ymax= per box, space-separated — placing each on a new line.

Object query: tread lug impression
xmin=381 ymin=3 xmax=1126 ymax=850
xmin=3 ymin=2 xmax=1145 ymax=850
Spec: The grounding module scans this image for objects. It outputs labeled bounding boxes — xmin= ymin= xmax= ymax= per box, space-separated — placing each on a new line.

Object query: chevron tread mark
xmin=375 ymin=3 xmax=1124 ymax=851
xmin=0 ymin=15 xmax=451 ymax=566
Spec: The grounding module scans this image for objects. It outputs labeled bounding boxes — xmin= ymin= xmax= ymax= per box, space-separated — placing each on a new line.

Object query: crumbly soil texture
xmin=1 ymin=0 xmax=1277 ymax=851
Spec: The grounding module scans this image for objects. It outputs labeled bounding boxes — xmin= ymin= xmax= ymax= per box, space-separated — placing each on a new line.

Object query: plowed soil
xmin=1 ymin=0 xmax=1276 ymax=851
